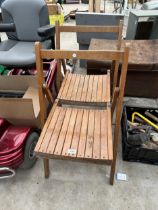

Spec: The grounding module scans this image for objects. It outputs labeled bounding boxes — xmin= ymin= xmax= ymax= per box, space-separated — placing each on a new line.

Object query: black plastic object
xmin=38 ymin=25 xmax=55 ymax=37
xmin=121 ymin=106 xmax=158 ymax=165
xmin=0 ymin=91 xmax=24 ymax=98
xmin=0 ymin=23 xmax=15 ymax=32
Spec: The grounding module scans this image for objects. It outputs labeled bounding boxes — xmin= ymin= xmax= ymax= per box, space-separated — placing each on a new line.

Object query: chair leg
xmin=110 ymin=123 xmax=120 ymax=185
xmin=110 ymin=157 xmax=116 ymax=185
xmin=43 ymin=158 xmax=49 ymax=178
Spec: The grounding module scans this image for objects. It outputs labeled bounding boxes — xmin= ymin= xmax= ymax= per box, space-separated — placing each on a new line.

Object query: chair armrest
xmin=0 ymin=23 xmax=15 ymax=32
xmin=37 ymin=25 xmax=55 ymax=37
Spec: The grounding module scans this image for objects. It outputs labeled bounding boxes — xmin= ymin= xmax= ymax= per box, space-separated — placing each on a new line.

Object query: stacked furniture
xmin=34 ymin=23 xmax=129 ymax=185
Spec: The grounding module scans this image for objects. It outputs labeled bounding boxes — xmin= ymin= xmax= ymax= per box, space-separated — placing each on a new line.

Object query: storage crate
xmin=121 ymin=106 xmax=158 ymax=165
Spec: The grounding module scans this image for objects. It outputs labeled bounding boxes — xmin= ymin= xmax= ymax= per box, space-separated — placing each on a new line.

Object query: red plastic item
xmin=0 ymin=118 xmax=31 ymax=170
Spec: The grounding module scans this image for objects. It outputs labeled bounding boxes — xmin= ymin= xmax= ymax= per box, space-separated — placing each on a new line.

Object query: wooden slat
xmin=54 ymin=108 xmax=72 ymax=155
xmin=47 ymin=108 xmax=66 ymax=154
xmin=70 ymin=74 xmax=80 ymax=100
xmin=106 ymin=72 xmax=111 ymax=103
xmin=59 ymin=25 xmax=120 ymax=33
xmin=60 ymin=73 xmax=72 ymax=99
xmin=75 ymin=75 xmax=85 ymax=101
xmin=100 ymin=110 xmax=108 ymax=160
xmin=93 ymin=110 xmax=101 ymax=159
xmin=86 ymin=75 xmax=94 ymax=102
xmin=91 ymin=75 xmax=98 ymax=102
xmin=77 ymin=109 xmax=89 ymax=158
xmin=71 ymin=109 xmax=84 ymax=156
xmin=35 ymin=102 xmax=57 ymax=152
xmin=97 ymin=76 xmax=103 ymax=102
xmin=57 ymin=72 xmax=68 ymax=98
xmin=39 ymin=106 xmax=61 ymax=153
xmin=107 ymin=108 xmax=113 ymax=160
xmin=62 ymin=108 xmax=78 ymax=156
xmin=66 ymin=74 xmax=77 ymax=100
xmin=102 ymin=75 xmax=108 ymax=102
xmin=81 ymin=75 xmax=89 ymax=102
xmin=85 ymin=110 xmax=95 ymax=158
xmin=36 ymin=106 xmax=113 ymax=162
xmin=58 ymin=74 xmax=110 ymax=104
xmin=41 ymin=50 xmax=124 ymax=61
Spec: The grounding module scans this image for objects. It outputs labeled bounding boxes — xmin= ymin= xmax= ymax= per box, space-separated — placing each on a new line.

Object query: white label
xmin=68 ymin=149 xmax=76 ymax=155
xmin=116 ymin=173 xmax=128 ymax=181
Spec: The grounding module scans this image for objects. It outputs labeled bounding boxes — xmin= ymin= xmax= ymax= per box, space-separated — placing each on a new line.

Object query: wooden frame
xmin=89 ymin=0 xmax=101 ymax=13
xmin=55 ymin=20 xmax=123 ymax=91
xmin=35 ymin=42 xmax=129 ymax=185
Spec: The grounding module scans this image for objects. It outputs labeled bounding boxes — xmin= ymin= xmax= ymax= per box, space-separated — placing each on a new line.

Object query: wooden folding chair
xmin=34 ymin=43 xmax=129 ymax=185
xmin=55 ymin=20 xmax=123 ymax=91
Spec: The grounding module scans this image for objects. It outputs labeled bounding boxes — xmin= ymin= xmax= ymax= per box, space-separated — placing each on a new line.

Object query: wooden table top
xmin=89 ymin=39 xmax=158 ymax=67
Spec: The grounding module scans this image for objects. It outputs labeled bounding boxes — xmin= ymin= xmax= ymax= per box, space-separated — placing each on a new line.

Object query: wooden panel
xmin=37 ymin=105 xmax=60 ymax=153
xmin=107 ymin=108 xmax=113 ymax=160
xmin=35 ymin=106 xmax=113 ymax=162
xmin=86 ymin=75 xmax=94 ymax=102
xmin=85 ymin=110 xmax=95 ymax=158
xmin=71 ymin=109 xmax=84 ymax=156
xmin=93 ymin=110 xmax=101 ymax=159
xmin=66 ymin=74 xmax=77 ymax=100
xmin=100 ymin=110 xmax=108 ymax=160
xmin=59 ymin=73 xmax=72 ymax=100
xmin=97 ymin=75 xmax=103 ymax=102
xmin=41 ymin=50 xmax=124 ymax=61
xmin=57 ymin=72 xmax=68 ymax=98
xmin=81 ymin=75 xmax=89 ymax=102
xmin=58 ymin=74 xmax=110 ymax=105
xmin=34 ymin=101 xmax=57 ymax=152
xmin=77 ymin=109 xmax=89 ymax=158
xmin=70 ymin=74 xmax=80 ymax=100
xmin=59 ymin=26 xmax=120 ymax=33
xmin=62 ymin=108 xmax=78 ymax=156
xmin=54 ymin=108 xmax=72 ymax=155
xmin=76 ymin=75 xmax=85 ymax=101
xmin=91 ymin=76 xmax=98 ymax=102
xmin=47 ymin=108 xmax=66 ymax=154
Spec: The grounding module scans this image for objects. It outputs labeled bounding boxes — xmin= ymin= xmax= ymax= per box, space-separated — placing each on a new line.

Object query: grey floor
xmin=1 ymin=2 xmax=158 ymax=210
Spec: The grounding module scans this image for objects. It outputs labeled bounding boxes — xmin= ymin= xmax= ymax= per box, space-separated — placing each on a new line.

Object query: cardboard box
xmin=0 ymin=75 xmax=41 ymax=128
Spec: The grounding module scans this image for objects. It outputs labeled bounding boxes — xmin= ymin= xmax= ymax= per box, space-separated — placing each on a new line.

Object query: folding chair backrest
xmin=55 ymin=20 xmax=123 ymax=50
xmin=35 ymin=42 xmax=129 ymax=128
xmin=55 ymin=20 xmax=123 ymax=90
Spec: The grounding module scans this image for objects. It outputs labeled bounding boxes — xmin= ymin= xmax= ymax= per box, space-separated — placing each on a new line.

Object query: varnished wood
xmin=111 ymin=87 xmax=119 ymax=118
xmin=35 ymin=40 xmax=129 ymax=185
xmin=43 ymin=84 xmax=54 ymax=105
xmin=43 ymin=158 xmax=49 ymax=178
xmin=35 ymin=106 xmax=113 ymax=162
xmin=110 ymin=47 xmax=129 ymax=185
xmin=57 ymin=73 xmax=110 ymax=106
xmin=89 ymin=0 xmax=101 ymax=12
xmin=35 ymin=42 xmax=47 ymax=129
xmin=59 ymin=25 xmax=121 ymax=33
xmin=41 ymin=50 xmax=124 ymax=61
xmin=47 ymin=4 xmax=58 ymax=15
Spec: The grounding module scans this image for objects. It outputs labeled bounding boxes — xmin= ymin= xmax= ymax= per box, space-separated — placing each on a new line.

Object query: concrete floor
xmin=1 ymin=2 xmax=158 ymax=210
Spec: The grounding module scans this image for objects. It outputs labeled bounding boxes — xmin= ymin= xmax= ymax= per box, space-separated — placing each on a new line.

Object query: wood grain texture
xmin=35 ymin=106 xmax=113 ymax=162
xmin=57 ymin=73 xmax=110 ymax=105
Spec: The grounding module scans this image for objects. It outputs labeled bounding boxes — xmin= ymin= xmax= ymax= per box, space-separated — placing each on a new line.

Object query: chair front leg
xmin=43 ymin=158 xmax=49 ymax=178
